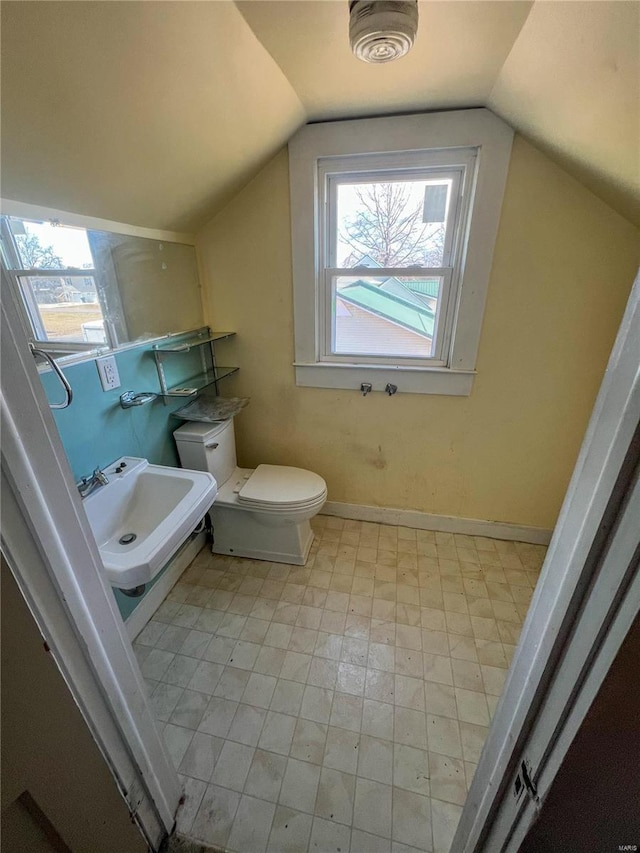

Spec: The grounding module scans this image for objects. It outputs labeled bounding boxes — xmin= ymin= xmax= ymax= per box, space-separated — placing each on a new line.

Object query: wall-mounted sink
xmin=83 ymin=456 xmax=217 ymax=589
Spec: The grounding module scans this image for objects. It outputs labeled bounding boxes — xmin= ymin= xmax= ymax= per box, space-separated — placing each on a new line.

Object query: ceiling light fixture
xmin=349 ymin=0 xmax=419 ymax=64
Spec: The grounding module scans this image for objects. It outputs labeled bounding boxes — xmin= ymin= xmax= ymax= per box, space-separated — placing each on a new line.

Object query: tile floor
xmin=133 ymin=517 xmax=545 ymax=853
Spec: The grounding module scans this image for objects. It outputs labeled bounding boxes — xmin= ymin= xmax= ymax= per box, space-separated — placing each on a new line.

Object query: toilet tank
xmin=173 ymin=419 xmax=237 ymax=486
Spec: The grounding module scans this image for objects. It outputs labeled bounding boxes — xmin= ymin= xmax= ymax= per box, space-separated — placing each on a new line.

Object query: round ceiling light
xmin=349 ymin=0 xmax=419 ymax=64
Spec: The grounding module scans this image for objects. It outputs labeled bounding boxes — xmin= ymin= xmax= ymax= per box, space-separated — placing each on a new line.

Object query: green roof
xmin=403 ymin=279 xmax=440 ymax=299
xmin=338 ymin=280 xmax=435 ymax=339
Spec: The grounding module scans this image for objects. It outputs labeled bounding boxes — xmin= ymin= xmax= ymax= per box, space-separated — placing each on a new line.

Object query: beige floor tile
xmin=309 ymin=817 xmax=352 ymax=852
xmin=392 ymin=787 xmax=432 ymax=850
xmin=451 ymin=659 xmax=483 ymax=692
xmin=198 ymin=694 xmax=238 ymax=737
xmin=308 ymin=657 xmax=338 ymax=689
xmin=454 ymin=688 xmax=490 ymax=726
xmin=178 ymin=731 xmax=223 ymax=782
xmin=464 ymin=761 xmax=478 ymax=790
xmin=267 ymin=806 xmax=312 ymax=853
xmin=227 ymin=702 xmax=267 ymax=747
xmin=242 ymin=672 xmax=277 ymax=708
xmin=428 ymin=752 xmax=466 ymax=805
xmin=279 ymin=757 xmax=321 ymax=813
xmin=362 ymin=698 xmax=395 ymax=741
xmin=213 ymin=667 xmax=250 ymax=701
xmin=161 ymin=526 xmax=545 ymax=853
xmin=244 ymin=749 xmax=287 ymax=803
xmin=394 ymin=707 xmax=427 ymax=749
xmin=227 ymin=794 xmax=275 ymax=853
xmin=365 ymin=668 xmax=396 ymax=703
xmin=424 ymin=682 xmax=457 ymax=720
xmin=271 ymin=678 xmax=305 ymax=716
xmin=459 ymin=721 xmax=489 ymax=764
xmin=431 ymin=798 xmax=462 ymax=853
xmin=481 ymin=664 xmax=508 ymax=696
xmin=358 ymin=735 xmax=394 ymax=784
xmin=337 ymin=662 xmax=366 ymax=695
xmin=395 ymin=675 xmax=426 ymax=711
xmin=258 ymin=711 xmax=297 ymax=755
xmin=190 ymin=784 xmax=240 ymax=849
xmin=280 ymin=650 xmax=313 ymax=683
xmin=420 ymin=607 xmax=447 ymax=631
xmin=341 ymin=637 xmax=368 ymax=666
xmin=354 ymin=778 xmax=393 ymax=839
xmin=324 ymin=726 xmax=360 ymax=774
xmin=171 ymin=689 xmax=210 ymax=729
xmin=393 ymin=744 xmax=430 ymax=796
xmin=351 ymin=828 xmax=392 ymax=852
xmin=329 ymin=692 xmax=363 ymax=732
xmin=426 ymin=714 xmax=462 ymax=759
xmin=175 ymin=775 xmax=207 ymax=836
xmin=474 ymin=639 xmax=508 ymax=668
xmin=300 ymin=684 xmax=334 ymax=724
xmin=315 ymin=766 xmax=356 ymax=824
xmin=423 ymin=654 xmax=453 ymax=686
xmin=290 ymin=718 xmax=328 ymax=764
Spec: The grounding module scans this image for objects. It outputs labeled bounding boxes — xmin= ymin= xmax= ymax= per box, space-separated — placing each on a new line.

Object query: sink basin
xmin=83 ymin=456 xmax=217 ymax=589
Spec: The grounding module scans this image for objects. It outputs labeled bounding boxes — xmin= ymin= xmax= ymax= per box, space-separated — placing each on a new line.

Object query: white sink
xmin=83 ymin=456 xmax=217 ymax=589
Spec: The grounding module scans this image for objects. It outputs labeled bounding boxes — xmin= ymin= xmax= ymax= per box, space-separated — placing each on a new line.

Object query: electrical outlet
xmin=96 ymin=355 xmax=121 ymax=391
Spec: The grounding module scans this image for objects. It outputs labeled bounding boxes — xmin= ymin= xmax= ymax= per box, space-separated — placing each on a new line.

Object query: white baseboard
xmin=321 ymin=501 xmax=552 ymax=545
xmin=125 ymin=532 xmax=206 ymax=640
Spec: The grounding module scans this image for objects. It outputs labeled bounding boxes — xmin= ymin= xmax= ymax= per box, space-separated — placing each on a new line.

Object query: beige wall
xmin=196 ymin=135 xmax=640 ymax=530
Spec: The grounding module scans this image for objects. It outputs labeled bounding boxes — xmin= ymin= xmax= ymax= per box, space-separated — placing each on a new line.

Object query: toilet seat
xmin=238 ymin=464 xmax=327 ymax=509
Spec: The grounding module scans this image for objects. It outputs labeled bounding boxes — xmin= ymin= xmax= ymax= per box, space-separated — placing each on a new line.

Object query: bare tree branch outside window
xmin=340 ymin=183 xmax=445 ymax=269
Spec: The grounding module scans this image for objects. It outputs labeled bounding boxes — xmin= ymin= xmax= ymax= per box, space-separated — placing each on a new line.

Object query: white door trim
xmin=453 ymin=268 xmax=640 ymax=852
xmin=1 ymin=273 xmax=181 ymax=850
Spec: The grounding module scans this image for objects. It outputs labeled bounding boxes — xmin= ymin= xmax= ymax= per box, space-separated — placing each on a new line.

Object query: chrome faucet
xmin=77 ymin=468 xmax=109 ymax=498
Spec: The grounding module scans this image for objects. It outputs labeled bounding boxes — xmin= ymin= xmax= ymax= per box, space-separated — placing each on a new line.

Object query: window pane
xmin=9 ymin=218 xmax=93 ymax=270
xmin=18 ymin=275 xmax=107 ymax=343
xmin=332 ymin=274 xmax=442 ymax=358
xmin=336 ymin=179 xmax=451 ymax=268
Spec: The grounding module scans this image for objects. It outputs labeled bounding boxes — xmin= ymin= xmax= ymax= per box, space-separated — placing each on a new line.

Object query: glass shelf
xmin=153 ymin=331 xmax=235 ymax=353
xmin=162 ymin=366 xmax=239 ymax=397
xmin=151 ymin=327 xmax=237 ymax=403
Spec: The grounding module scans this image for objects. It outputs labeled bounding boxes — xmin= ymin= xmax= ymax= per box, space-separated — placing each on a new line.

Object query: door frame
xmin=453 ymin=269 xmax=640 ymax=852
xmin=1 ymin=272 xmax=181 ymax=850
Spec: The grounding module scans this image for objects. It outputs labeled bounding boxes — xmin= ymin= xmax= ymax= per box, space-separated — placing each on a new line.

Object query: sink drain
xmin=119 ymin=532 xmax=137 ymax=545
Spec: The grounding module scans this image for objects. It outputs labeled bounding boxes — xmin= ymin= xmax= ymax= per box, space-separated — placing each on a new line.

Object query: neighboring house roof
xmin=338 ymin=280 xmax=435 ymax=339
xmin=403 ymin=279 xmax=440 ymax=299
xmin=350 ymin=255 xmax=440 ymax=308
xmin=379 ymin=278 xmax=436 ymax=309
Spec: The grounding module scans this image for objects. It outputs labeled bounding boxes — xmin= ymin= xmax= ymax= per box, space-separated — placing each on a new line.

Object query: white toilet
xmin=173 ymin=419 xmax=327 ymax=565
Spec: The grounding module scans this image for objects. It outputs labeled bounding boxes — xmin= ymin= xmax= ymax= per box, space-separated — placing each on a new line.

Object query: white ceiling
xmin=1 ymin=1 xmax=638 ymax=232
xmin=235 ymin=1 xmax=534 ymax=119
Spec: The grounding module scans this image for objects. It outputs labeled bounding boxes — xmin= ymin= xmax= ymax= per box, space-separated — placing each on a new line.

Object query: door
xmin=453 ymin=269 xmax=640 ymax=852
xmin=1 ymin=269 xmax=181 ymax=850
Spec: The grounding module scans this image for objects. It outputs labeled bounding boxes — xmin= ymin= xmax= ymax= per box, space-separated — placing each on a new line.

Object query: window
xmin=1 ymin=216 xmax=117 ymax=351
xmin=289 ymin=109 xmax=514 ymax=395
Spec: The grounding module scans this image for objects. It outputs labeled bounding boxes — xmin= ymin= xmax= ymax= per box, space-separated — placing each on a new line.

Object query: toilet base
xmin=210 ymin=503 xmax=315 ymax=565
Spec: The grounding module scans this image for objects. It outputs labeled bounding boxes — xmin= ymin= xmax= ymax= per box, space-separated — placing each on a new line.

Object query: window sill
xmin=293 ymin=362 xmax=475 ymax=396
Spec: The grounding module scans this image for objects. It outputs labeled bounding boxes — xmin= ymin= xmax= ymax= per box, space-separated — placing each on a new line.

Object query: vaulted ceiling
xmin=1 ymin=1 xmax=638 ymax=233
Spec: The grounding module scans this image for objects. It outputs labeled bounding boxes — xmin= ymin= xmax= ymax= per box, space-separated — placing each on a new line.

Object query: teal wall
xmin=40 ymin=332 xmax=210 ymax=621
xmin=41 ymin=334 xmax=206 ymax=480
xmin=112 ymin=561 xmax=171 ymax=621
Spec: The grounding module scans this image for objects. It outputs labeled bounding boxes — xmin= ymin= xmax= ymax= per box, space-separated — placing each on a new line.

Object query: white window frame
xmin=289 ymin=109 xmax=514 ymax=395
xmin=322 ymin=155 xmax=467 ymax=367
xmin=0 ymin=214 xmax=120 ymax=353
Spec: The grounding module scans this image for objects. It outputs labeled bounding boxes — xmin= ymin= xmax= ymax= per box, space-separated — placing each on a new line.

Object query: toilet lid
xmin=238 ymin=464 xmax=326 ymax=507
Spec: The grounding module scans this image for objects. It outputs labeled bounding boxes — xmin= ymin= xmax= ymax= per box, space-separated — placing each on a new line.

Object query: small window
xmin=1 ymin=216 xmax=118 ymax=351
xmin=321 ymin=156 xmax=470 ymax=368
xmin=289 ymin=110 xmax=514 ymax=395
